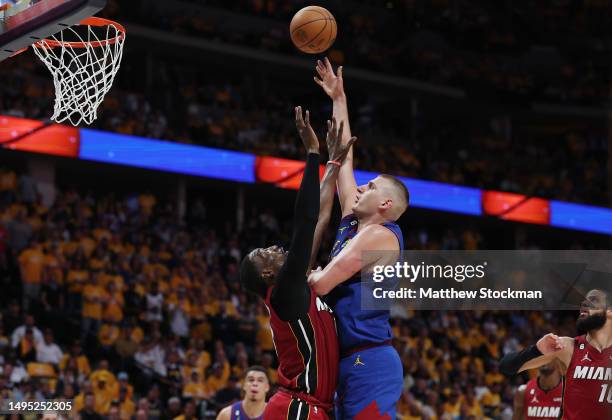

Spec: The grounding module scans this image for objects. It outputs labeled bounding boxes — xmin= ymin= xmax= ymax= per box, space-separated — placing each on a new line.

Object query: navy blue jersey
xmin=326 ymin=214 xmax=403 ymax=353
xmin=229 ymin=401 xmax=264 ymax=420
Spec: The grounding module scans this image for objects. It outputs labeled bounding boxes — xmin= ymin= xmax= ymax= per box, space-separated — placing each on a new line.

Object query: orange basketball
xmin=290 ymin=6 xmax=337 ymax=54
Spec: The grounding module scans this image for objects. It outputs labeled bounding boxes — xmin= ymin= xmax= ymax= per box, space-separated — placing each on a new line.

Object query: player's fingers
xmin=295 ymin=106 xmax=303 ymax=125
xmin=327 ymin=119 xmax=332 ymax=132
xmin=316 ymin=60 xmax=325 ymax=72
xmin=325 ymin=57 xmax=333 ymax=73
xmin=316 ymin=64 xmax=325 ymax=78
xmin=314 ymin=77 xmax=324 ymax=87
xmin=348 ymin=137 xmax=358 ymax=147
xmin=338 ymin=66 xmax=343 ymax=79
xmin=338 ymin=120 xmax=344 ymax=139
xmin=305 ymin=110 xmax=310 ymax=126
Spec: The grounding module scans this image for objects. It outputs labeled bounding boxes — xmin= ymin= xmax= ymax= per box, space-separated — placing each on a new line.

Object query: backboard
xmin=0 ymin=0 xmax=106 ymax=61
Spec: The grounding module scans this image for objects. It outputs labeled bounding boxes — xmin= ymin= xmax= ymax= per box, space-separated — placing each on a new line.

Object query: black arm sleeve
xmin=499 ymin=345 xmax=543 ymax=376
xmin=270 ymin=153 xmax=320 ymax=321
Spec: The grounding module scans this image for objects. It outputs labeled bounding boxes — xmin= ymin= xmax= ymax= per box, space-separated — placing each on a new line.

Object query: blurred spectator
xmin=11 ymin=314 xmax=43 ymax=349
xmin=18 ymin=240 xmax=45 ymax=311
xmin=35 ymin=329 xmax=64 ymax=366
xmin=79 ymin=391 xmax=104 ymax=420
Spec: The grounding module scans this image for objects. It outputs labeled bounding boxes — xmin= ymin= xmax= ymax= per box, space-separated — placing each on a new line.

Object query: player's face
xmin=352 ymin=177 xmax=391 ymax=217
xmin=243 ymin=371 xmax=269 ymax=401
xmin=250 ymin=246 xmax=287 ymax=280
xmin=576 ymin=289 xmax=609 ymax=335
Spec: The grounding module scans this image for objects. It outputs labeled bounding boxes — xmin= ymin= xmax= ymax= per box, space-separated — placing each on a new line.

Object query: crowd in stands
xmin=1 ymin=53 xmax=607 ymax=207
xmin=0 ymin=1 xmax=608 ymax=206
xmin=118 ymin=0 xmax=611 ymax=106
xmin=0 ymin=169 xmax=586 ymax=419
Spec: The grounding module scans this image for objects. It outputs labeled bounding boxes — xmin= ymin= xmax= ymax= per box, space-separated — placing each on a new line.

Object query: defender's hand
xmin=314 ymin=58 xmax=345 ymax=100
xmin=295 ymin=106 xmax=319 ymax=154
xmin=536 ymin=333 xmax=565 ymax=354
xmin=326 ymin=117 xmax=356 ymax=163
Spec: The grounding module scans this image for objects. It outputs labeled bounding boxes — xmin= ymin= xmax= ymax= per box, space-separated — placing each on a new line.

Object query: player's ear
xmin=380 ymin=198 xmax=393 ymax=210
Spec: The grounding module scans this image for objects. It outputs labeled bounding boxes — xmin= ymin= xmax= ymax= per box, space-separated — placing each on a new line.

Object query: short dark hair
xmin=244 ymin=365 xmax=270 ymax=383
xmin=240 ymin=254 xmax=266 ymax=298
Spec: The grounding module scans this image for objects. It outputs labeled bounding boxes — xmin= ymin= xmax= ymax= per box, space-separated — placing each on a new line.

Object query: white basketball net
xmin=32 ymin=20 xmax=125 ymax=126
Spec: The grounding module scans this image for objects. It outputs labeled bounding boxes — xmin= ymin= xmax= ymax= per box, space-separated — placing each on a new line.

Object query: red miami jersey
xmin=562 ymin=335 xmax=612 ymax=420
xmin=523 ymin=377 xmax=563 ymax=419
xmin=264 ymin=286 xmax=339 ymax=408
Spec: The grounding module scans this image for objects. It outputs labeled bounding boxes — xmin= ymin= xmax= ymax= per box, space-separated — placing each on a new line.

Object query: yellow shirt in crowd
xmin=82 ymin=284 xmax=107 ymax=319
xmin=18 ymin=248 xmax=45 ymax=284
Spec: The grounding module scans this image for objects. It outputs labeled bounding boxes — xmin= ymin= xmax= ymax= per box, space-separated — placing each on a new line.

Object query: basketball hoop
xmin=31 ymin=17 xmax=125 ymax=126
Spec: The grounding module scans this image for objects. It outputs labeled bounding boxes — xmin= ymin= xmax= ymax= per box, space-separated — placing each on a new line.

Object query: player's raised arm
xmin=309 ymin=117 xmax=357 ymax=269
xmin=308 ymin=223 xmax=397 ymax=295
xmin=315 ymin=58 xmax=358 ymax=218
xmin=500 ymin=334 xmax=573 ymax=375
xmin=269 ymin=107 xmax=320 ymax=320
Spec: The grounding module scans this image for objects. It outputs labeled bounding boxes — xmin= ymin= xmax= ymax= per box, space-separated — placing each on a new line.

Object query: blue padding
xmin=79 ymin=129 xmax=256 ymax=183
xmin=550 ymin=200 xmax=612 ymax=235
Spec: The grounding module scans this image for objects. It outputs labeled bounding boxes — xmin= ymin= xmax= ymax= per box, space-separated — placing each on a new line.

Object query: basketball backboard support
xmin=0 ymin=0 xmax=106 ymax=62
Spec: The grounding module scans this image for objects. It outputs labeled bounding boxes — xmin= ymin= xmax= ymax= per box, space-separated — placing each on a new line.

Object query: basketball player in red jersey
xmin=512 ymin=360 xmax=563 ymax=419
xmin=240 ymin=107 xmax=355 ymax=420
xmin=501 ymin=288 xmax=612 ymax=420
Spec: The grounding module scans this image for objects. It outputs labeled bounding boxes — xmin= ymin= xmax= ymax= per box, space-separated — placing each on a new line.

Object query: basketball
xmin=290 ymin=6 xmax=337 ymax=54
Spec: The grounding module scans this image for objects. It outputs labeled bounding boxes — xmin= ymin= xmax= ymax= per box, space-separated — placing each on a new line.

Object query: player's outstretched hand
xmin=314 ymin=57 xmax=345 ymax=100
xmin=536 ymin=333 xmax=565 ymax=354
xmin=326 ymin=117 xmax=356 ymax=163
xmin=295 ymin=106 xmax=319 ymax=154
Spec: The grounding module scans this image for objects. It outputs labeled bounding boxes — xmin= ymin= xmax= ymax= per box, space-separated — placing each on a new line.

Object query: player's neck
xmin=587 ymin=321 xmax=612 ymax=351
xmin=538 ymin=373 xmax=561 ymax=391
xmin=357 ymin=213 xmax=386 ymax=231
xmin=242 ymin=398 xmax=265 ymax=417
